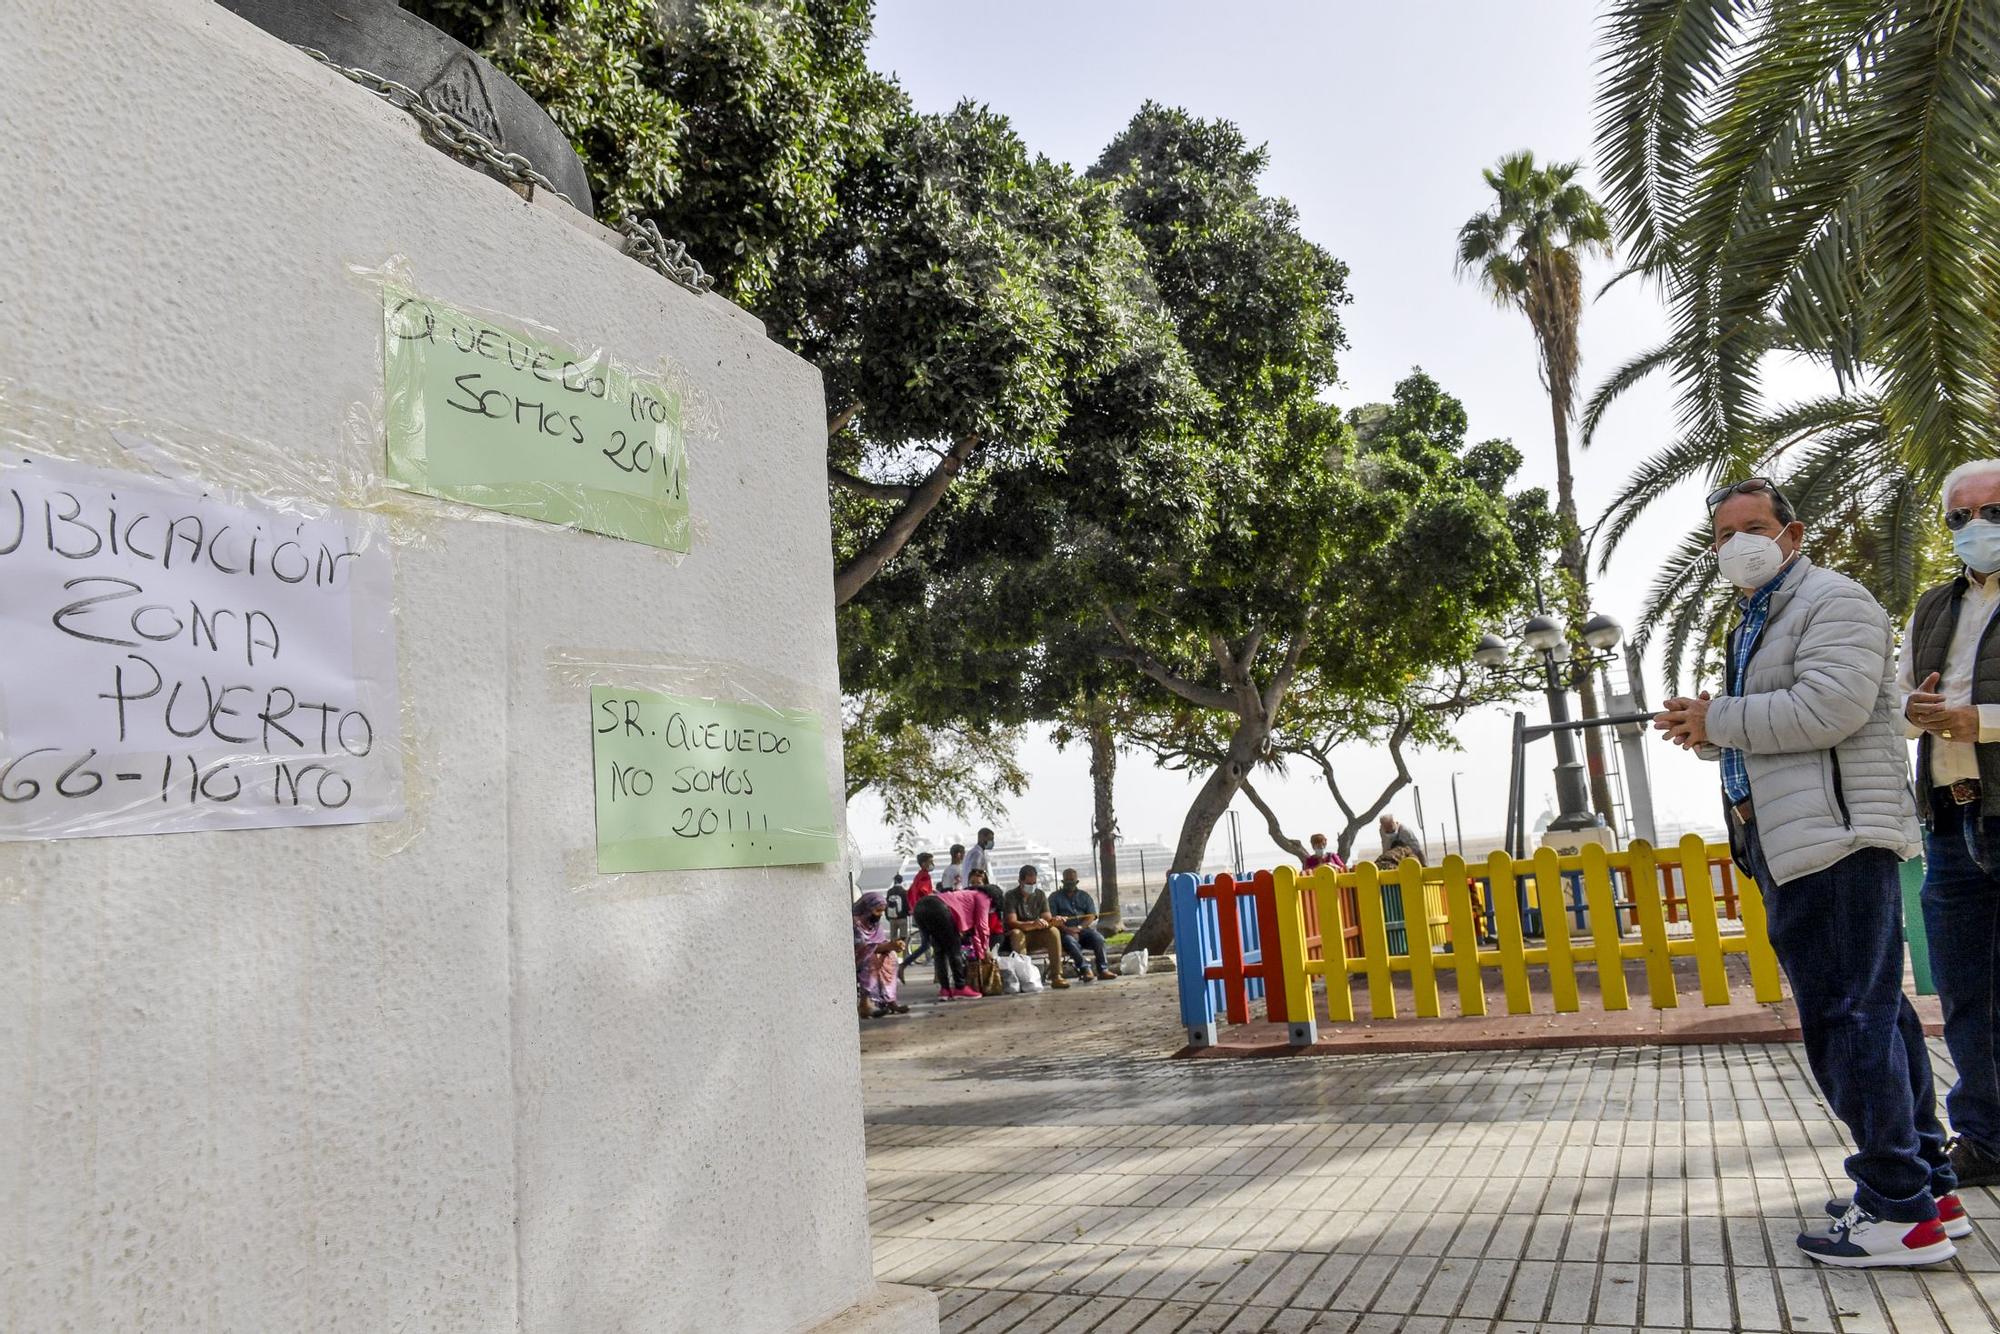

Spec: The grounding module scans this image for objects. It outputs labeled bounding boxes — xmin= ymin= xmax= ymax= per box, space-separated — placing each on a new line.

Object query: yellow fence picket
xmin=1732 ymin=862 xmax=1785 ymax=1003
xmin=1626 ymin=840 xmax=1678 ymax=1009
xmin=1237 ymin=841 xmax=1785 ymax=1032
xmin=1395 ymin=857 xmax=1441 ymax=1017
xmin=1489 ymin=852 xmax=1532 ymax=1014
xmin=1273 ymin=866 xmax=1315 ymax=1027
xmin=1313 ymin=869 xmax=1354 ymax=1023
xmin=1352 ymin=861 xmax=1397 ymax=1019
xmin=1529 ymin=847 xmax=1580 ymax=1013
xmin=1676 ymin=834 xmax=1732 ymax=1005
xmin=1441 ymin=856 xmax=1486 ymax=1017
xmin=1580 ymin=843 xmax=1630 ymax=1010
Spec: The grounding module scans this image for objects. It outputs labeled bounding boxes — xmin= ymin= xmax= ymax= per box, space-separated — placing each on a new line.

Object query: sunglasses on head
xmin=1706 ymin=477 xmax=1783 ymax=511
xmin=1946 ymin=504 xmax=2000 ymax=531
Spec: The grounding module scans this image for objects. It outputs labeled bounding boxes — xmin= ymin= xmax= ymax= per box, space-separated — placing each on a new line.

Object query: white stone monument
xmin=0 ymin=2 xmax=934 ymax=1330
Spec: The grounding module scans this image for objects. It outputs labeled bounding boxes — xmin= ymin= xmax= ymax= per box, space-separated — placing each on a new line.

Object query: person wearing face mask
xmin=1656 ymin=477 xmax=1953 ymax=1268
xmin=1896 ymin=459 xmax=2000 ymax=1195
xmin=961 ymin=828 xmax=995 ymax=888
xmin=1301 ymin=833 xmax=1344 ymax=873
xmin=852 ymin=892 xmax=908 ymax=1018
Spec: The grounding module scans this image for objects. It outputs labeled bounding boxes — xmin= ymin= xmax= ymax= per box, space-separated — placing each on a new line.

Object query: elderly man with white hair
xmin=1897 ymin=457 xmax=2000 ymax=1195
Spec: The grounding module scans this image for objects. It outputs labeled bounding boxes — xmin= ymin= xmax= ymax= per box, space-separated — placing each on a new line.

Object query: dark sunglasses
xmin=1706 ymin=477 xmax=1783 ymax=511
xmin=1945 ymin=504 xmax=2000 ymax=531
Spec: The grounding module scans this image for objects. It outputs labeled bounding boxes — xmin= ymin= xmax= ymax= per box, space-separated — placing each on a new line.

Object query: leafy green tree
xmin=1455 ymin=151 xmax=1618 ymax=820
xmin=408 ymin=0 xmax=890 ymax=303
xmin=1083 ymin=367 xmax=1544 ymax=953
xmin=773 ymin=104 xmax=1170 ymax=604
xmin=1589 ymin=1 xmax=2000 ymax=683
xmin=841 ymin=691 xmax=1026 ymax=850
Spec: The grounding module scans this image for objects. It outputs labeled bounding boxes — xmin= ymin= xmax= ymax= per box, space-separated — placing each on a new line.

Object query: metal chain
xmin=617 ymin=218 xmax=714 ymax=295
xmin=296 ymin=46 xmax=713 ymax=295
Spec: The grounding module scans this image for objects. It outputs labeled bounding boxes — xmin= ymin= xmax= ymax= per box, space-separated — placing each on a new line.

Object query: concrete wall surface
xmin=0 ymin=2 xmax=923 ymax=1330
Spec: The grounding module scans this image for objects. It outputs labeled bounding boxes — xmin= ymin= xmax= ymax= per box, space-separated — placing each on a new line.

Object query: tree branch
xmin=1240 ymin=777 xmax=1307 ymax=861
xmin=827 ymin=463 xmax=915 ymax=503
xmin=1331 ymin=717 xmax=1417 ymax=861
xmin=1101 ymin=609 xmax=1238 ymax=713
xmin=827 ymin=402 xmax=861 ymax=439
xmin=1211 ymin=632 xmax=1261 ymax=716
xmin=832 ymin=433 xmax=979 ymax=605
xmin=1260 ymin=615 xmax=1314 ymax=721
xmin=1237 ymin=628 xmax=1265 ymax=679
xmin=1312 ymin=749 xmax=1354 ymax=823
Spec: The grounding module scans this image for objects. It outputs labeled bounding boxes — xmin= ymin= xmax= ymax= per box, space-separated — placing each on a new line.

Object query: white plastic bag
xmin=996 ymin=952 xmax=1042 ymax=993
xmin=1118 ymin=948 xmax=1150 ymax=977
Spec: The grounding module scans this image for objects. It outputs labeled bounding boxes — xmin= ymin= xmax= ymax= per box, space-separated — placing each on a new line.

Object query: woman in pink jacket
xmin=911 ymin=886 xmax=992 ymax=1000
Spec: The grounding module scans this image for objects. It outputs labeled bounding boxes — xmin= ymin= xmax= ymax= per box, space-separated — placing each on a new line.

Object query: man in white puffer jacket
xmin=1656 ymin=478 xmax=1955 ymax=1269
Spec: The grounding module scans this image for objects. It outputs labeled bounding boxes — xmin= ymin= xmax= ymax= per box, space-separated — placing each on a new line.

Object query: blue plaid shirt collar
xmin=1721 ymin=559 xmax=1800 ymax=803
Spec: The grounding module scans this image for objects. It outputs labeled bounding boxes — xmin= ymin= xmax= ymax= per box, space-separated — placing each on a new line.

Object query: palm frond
xmin=1579 ymin=340 xmax=1672 ymax=448
xmin=1593 ymin=0 xmax=1747 ymax=274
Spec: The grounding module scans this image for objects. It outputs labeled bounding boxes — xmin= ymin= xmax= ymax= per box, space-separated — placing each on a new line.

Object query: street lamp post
xmin=1449 ymin=772 xmax=1465 ymax=858
xmin=1476 ymin=610 xmax=1657 ymax=855
xmin=1482 ymin=614 xmax=1597 ymax=835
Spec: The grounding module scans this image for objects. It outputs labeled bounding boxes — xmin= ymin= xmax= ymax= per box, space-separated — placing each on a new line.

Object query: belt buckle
xmin=1952 ymin=779 xmax=1983 ymax=806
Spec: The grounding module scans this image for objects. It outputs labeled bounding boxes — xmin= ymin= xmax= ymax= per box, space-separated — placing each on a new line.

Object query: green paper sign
xmin=383 ymin=290 xmax=690 ymax=550
xmin=591 ymin=687 xmax=839 ymax=872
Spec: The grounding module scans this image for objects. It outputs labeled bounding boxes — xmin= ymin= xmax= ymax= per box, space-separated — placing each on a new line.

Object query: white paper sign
xmin=0 ymin=452 xmax=402 ymax=839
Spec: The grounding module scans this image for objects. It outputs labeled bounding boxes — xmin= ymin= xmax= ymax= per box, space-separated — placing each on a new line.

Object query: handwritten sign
xmin=383 ymin=290 xmax=690 ymax=550
xmin=0 ymin=453 xmax=403 ymax=840
xmin=591 ymin=687 xmax=837 ymax=872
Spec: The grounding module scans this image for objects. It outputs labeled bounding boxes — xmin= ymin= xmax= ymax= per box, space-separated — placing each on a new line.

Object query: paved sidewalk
xmin=862 ymin=973 xmax=2000 ymax=1333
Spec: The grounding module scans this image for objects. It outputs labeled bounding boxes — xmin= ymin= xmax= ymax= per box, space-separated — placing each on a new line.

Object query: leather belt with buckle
xmin=1730 ymin=798 xmax=1755 ymax=826
xmin=1945 ymin=778 xmax=1984 ymax=806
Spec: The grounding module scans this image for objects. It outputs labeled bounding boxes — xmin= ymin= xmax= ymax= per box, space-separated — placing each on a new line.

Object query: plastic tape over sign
xmin=0 ymin=395 xmax=431 ymax=859
xmin=551 ymin=649 xmax=844 ymax=894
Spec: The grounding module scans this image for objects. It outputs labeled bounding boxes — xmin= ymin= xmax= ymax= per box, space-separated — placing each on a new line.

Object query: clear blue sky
xmin=849 ymin=2 xmax=1773 ymax=861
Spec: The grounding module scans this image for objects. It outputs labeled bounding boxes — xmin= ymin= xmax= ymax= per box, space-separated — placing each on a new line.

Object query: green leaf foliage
xmin=1591 ymin=0 xmax=2000 ymax=681
xmin=408 ymin=0 xmax=891 ymax=304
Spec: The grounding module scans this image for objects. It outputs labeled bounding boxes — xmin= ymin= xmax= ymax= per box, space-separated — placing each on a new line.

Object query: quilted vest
xmin=1909 ymin=577 xmax=2000 ymax=816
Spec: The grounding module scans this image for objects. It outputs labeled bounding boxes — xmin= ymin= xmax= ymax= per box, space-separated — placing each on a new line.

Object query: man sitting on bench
xmin=1001 ymin=865 xmax=1070 ymax=990
xmin=1050 ymin=867 xmax=1119 ymax=983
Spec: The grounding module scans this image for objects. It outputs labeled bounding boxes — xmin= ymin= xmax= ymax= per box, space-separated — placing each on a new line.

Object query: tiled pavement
xmin=861 ymin=972 xmax=2000 ymax=1333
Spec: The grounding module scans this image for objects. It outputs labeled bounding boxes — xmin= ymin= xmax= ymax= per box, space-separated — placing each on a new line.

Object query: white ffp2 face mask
xmin=1715 ymin=531 xmax=1787 ymax=589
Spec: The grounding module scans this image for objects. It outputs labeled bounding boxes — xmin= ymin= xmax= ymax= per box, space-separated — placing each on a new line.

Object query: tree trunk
xmin=1547 ymin=383 xmax=1620 ymax=826
xmin=1124 ymin=720 xmax=1266 ymax=955
xmin=1087 ymin=709 xmax=1121 ymax=924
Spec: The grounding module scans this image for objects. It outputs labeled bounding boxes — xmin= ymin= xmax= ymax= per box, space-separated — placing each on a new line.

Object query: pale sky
xmin=847 ymin=1 xmax=1785 ymax=862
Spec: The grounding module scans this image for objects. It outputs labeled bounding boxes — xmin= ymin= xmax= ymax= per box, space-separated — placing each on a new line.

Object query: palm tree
xmin=1586 ymin=1 xmax=2000 ymax=685
xmin=1456 ymin=150 xmax=1618 ymax=822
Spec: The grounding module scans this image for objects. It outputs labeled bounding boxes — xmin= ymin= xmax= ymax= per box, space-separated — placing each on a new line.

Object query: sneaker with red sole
xmin=1799 ymin=1203 xmax=1957 ymax=1267
xmin=951 ymin=987 xmax=983 ymax=999
xmin=1824 ymin=1192 xmax=1973 ymax=1240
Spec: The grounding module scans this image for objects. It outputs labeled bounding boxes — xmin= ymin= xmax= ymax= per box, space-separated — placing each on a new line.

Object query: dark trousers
xmin=1922 ymin=796 xmax=2000 ymax=1157
xmin=1741 ymin=820 xmax=1953 ymax=1220
xmin=912 ymin=897 xmax=965 ymax=991
xmin=1062 ymin=926 xmax=1107 ymax=973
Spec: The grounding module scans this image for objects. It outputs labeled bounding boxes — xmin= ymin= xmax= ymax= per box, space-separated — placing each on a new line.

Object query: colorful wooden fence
xmin=1169 ymin=836 xmax=1786 ymax=1049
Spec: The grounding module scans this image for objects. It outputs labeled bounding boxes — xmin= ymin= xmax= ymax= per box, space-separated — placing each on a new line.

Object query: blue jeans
xmin=1922 ymin=796 xmax=2000 ymax=1157
xmin=1061 ymin=926 xmax=1107 ymax=973
xmin=1741 ymin=821 xmax=1953 ymax=1220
